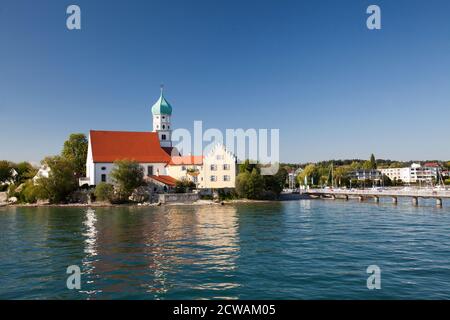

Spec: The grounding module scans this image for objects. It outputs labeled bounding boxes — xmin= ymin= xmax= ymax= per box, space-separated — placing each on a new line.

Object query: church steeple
xmin=151 ymin=86 xmax=172 ymax=147
xmin=151 ymin=85 xmax=173 ymax=116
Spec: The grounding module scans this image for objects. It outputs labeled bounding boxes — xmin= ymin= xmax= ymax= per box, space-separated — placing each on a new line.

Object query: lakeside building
xmin=81 ymin=89 xmax=236 ymax=191
xmin=348 ymin=169 xmax=382 ymax=181
xmin=380 ymin=162 xmax=442 ymax=184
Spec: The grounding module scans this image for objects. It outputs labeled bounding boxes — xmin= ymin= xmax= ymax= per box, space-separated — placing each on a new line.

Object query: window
xmin=101 ymin=166 xmax=106 ymax=170
xmin=210 ymin=164 xmax=217 ymax=171
xmin=162 ymin=116 xmax=165 ymax=119
xmin=223 ymin=175 xmax=230 ymax=181
xmin=182 ymin=166 xmax=186 ymax=171
xmin=162 ymin=134 xmax=166 ymax=140
xmin=156 ymin=125 xmax=159 ymax=129
xmin=147 ymin=165 xmax=153 ymax=176
xmin=162 ymin=125 xmax=165 ymax=129
xmin=210 ymin=175 xmax=217 ymax=182
xmin=101 ymin=174 xmax=106 ymax=182
xmin=223 ymin=164 xmax=230 ymax=170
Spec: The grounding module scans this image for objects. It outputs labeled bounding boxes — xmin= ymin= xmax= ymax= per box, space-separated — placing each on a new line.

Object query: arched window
xmin=162 ymin=125 xmax=165 ymax=129
xmin=162 ymin=134 xmax=166 ymax=140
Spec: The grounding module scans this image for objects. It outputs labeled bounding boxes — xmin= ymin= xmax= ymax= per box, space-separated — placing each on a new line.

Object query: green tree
xmin=247 ymin=168 xmax=264 ymax=199
xmin=236 ymin=171 xmax=251 ymax=198
xmin=110 ymin=160 xmax=144 ymax=201
xmin=13 ymin=162 xmax=37 ymax=184
xmin=35 ymin=156 xmax=78 ymax=203
xmin=239 ymin=159 xmax=259 ymax=174
xmin=263 ymin=167 xmax=288 ymax=197
xmin=297 ymin=164 xmax=320 ymax=186
xmin=0 ymin=160 xmax=13 ymax=183
xmin=370 ymin=153 xmax=377 ymax=169
xmin=62 ymin=133 xmax=88 ymax=177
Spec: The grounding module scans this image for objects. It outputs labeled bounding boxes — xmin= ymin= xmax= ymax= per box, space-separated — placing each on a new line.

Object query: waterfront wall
xmin=159 ymin=193 xmax=199 ymax=204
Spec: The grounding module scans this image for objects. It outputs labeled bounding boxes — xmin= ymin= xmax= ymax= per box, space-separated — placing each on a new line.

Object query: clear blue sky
xmin=1 ymin=0 xmax=449 ymax=164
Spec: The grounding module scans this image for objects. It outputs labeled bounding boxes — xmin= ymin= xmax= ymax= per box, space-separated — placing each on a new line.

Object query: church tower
xmin=151 ymin=86 xmax=173 ymax=147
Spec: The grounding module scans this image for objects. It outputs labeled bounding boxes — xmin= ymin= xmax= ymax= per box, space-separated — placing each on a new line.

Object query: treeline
xmin=235 ymin=160 xmax=288 ymax=200
xmin=1 ymin=133 xmax=89 ymax=203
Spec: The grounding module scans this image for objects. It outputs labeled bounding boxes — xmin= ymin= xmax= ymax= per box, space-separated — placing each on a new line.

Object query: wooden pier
xmin=304 ymin=188 xmax=450 ymax=207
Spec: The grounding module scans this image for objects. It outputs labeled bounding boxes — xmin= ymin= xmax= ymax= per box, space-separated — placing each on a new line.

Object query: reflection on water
xmin=1 ymin=200 xmax=450 ymax=299
xmin=75 ymin=205 xmax=240 ymax=299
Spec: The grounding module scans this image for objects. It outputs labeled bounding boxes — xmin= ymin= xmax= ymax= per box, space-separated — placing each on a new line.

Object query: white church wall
xmin=92 ymin=162 xmax=168 ymax=186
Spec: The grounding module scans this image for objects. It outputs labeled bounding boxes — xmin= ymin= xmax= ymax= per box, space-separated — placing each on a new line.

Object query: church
xmin=82 ymin=89 xmax=236 ymax=191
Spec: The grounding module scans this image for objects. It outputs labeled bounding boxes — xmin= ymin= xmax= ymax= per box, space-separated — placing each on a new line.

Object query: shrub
xmin=19 ymin=181 xmax=41 ymax=204
xmin=94 ymin=182 xmax=114 ymax=202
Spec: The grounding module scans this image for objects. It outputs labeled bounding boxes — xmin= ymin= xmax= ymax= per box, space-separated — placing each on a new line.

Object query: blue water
xmin=1 ymin=199 xmax=450 ymax=299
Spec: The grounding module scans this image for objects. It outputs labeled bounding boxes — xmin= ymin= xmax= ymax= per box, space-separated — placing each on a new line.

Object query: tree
xmin=13 ymin=162 xmax=37 ymax=184
xmin=0 ymin=160 xmax=13 ymax=183
xmin=263 ymin=167 xmax=288 ymax=196
xmin=110 ymin=160 xmax=144 ymax=201
xmin=370 ymin=154 xmax=377 ymax=169
xmin=35 ymin=156 xmax=78 ymax=203
xmin=62 ymin=133 xmax=88 ymax=177
xmin=246 ymin=168 xmax=264 ymax=199
xmin=239 ymin=159 xmax=259 ymax=174
xmin=297 ymin=164 xmax=320 ymax=186
xmin=236 ymin=171 xmax=251 ymax=198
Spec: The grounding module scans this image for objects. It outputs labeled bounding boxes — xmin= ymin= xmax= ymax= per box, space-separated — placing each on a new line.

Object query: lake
xmin=1 ymin=199 xmax=450 ymax=299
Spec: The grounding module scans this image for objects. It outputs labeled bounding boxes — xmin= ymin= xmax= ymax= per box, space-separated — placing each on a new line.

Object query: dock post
xmin=436 ymin=198 xmax=443 ymax=208
xmin=358 ymin=196 xmax=364 ymax=202
xmin=412 ymin=197 xmax=419 ymax=206
xmin=392 ymin=197 xmax=398 ymax=205
xmin=344 ymin=195 xmax=349 ymax=201
xmin=374 ymin=196 xmax=379 ymax=203
xmin=331 ymin=194 xmax=336 ymax=200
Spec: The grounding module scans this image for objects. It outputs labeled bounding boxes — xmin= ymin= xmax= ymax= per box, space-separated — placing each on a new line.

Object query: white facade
xmin=381 ymin=163 xmax=441 ymax=184
xmin=152 ymin=114 xmax=172 ymax=147
xmin=380 ymin=167 xmax=412 ymax=183
xmin=88 ymin=162 xmax=168 ymax=186
xmin=166 ymin=144 xmax=236 ymax=189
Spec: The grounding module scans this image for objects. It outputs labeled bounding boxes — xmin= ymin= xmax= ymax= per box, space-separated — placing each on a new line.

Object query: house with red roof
xmin=82 ymin=89 xmax=236 ymax=190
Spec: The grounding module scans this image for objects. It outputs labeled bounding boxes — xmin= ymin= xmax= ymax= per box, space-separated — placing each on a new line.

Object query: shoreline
xmin=1 ymin=197 xmax=304 ymax=209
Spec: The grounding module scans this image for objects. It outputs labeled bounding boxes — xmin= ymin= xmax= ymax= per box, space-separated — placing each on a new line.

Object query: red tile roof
xmin=423 ymin=162 xmax=440 ymax=167
xmin=169 ymin=155 xmax=204 ymax=165
xmin=147 ymin=175 xmax=177 ymax=186
xmin=90 ymin=130 xmax=171 ymax=163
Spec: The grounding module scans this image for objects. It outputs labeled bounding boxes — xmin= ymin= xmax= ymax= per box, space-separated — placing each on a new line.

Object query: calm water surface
xmin=1 ymin=199 xmax=450 ymax=299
